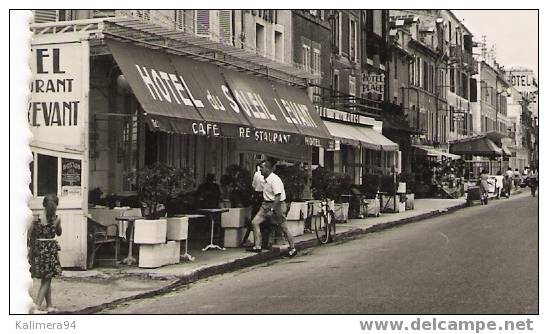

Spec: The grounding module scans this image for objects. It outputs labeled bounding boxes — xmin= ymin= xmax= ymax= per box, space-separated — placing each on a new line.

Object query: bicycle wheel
xmin=314 ymin=214 xmax=330 ymax=244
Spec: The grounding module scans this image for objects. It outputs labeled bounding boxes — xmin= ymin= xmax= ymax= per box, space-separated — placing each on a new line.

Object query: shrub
xmin=275 ymin=164 xmax=308 ymax=202
xmin=132 ymin=163 xmax=195 ymax=219
xmin=222 ymin=164 xmax=253 ymax=207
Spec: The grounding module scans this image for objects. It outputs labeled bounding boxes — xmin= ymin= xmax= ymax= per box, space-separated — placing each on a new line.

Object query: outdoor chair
xmin=87 ymin=217 xmax=121 ymax=269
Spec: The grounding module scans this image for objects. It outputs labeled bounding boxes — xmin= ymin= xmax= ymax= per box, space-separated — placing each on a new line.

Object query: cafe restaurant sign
xmin=28 ymin=41 xmax=88 ymax=150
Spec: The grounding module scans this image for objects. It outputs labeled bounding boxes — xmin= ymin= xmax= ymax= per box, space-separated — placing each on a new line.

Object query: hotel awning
xmin=323 ymin=121 xmax=399 ymax=151
xmin=107 ymin=39 xmax=332 ymax=146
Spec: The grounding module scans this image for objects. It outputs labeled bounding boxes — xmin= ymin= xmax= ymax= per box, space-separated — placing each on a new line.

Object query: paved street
xmin=102 ymin=194 xmax=538 ymax=314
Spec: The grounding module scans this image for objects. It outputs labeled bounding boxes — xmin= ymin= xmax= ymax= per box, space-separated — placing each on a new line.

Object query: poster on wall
xmin=61 ymin=158 xmax=82 ymax=196
xmin=28 ymin=41 xmax=87 ymax=150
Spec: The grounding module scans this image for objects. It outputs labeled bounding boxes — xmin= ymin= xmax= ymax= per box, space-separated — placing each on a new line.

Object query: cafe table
xmin=178 ymin=214 xmax=206 ymax=261
xmin=197 ymin=208 xmax=229 ymax=251
xmin=115 ymin=215 xmax=143 ymax=265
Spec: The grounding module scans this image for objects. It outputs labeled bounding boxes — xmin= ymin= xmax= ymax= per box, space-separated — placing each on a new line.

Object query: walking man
xmin=248 ymin=160 xmax=297 ymax=256
xmin=528 ymin=169 xmax=538 ymax=197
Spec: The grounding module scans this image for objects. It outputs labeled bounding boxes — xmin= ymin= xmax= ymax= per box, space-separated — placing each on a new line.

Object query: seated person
xmin=196 ymin=174 xmax=222 ymax=209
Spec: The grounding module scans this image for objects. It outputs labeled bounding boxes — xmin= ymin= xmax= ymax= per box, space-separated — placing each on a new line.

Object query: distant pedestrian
xmin=479 ymin=170 xmax=490 ymax=204
xmin=247 ymin=160 xmax=297 ymax=256
xmin=28 ymin=194 xmax=63 ymax=314
xmin=513 ymin=169 xmax=521 ymax=190
xmin=495 ymin=171 xmax=504 ymax=199
xmin=528 ymin=169 xmax=538 ymax=197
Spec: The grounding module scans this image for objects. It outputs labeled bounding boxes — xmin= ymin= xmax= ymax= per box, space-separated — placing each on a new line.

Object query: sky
xmin=453 ymin=10 xmax=538 ymax=77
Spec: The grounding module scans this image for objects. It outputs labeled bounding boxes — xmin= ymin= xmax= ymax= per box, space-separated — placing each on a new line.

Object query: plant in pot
xmin=130 ymin=163 xmax=195 ymax=250
xmin=219 ymin=165 xmax=253 ymax=230
xmin=276 ymin=164 xmax=308 ymax=236
xmin=311 ymin=168 xmax=352 ymax=222
xmin=399 ymin=172 xmax=416 ymax=210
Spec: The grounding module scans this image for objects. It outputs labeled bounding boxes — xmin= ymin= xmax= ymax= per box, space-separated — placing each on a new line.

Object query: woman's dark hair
xmin=43 ymin=194 xmax=59 ymax=221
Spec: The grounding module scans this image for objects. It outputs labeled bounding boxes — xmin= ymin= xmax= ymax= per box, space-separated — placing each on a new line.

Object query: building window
xmin=334 ymin=11 xmax=342 ymax=54
xmin=394 ymin=54 xmax=398 ymax=80
xmin=302 ymin=44 xmax=311 ymax=72
xmin=450 ymin=105 xmax=455 ymax=132
xmin=373 ymin=10 xmax=383 ymax=36
xmin=333 ymin=70 xmax=340 ymax=94
xmin=313 ymin=48 xmax=321 ymax=75
xmin=256 ymin=23 xmax=265 ymax=56
xmin=274 ymin=31 xmax=283 ymax=62
xmin=450 ymin=67 xmax=455 ymax=93
xmin=350 ymin=18 xmax=358 ymax=61
xmin=422 ymin=60 xmax=427 ymax=90
xmin=349 ymin=76 xmax=356 ymax=97
xmin=36 ymin=153 xmax=58 ymax=196
xmin=195 ymin=10 xmax=210 ymax=36
xmin=319 ymin=10 xmax=325 ymax=20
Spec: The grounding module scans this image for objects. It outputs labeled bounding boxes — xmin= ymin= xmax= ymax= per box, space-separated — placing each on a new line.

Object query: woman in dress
xmin=28 ymin=194 xmax=62 ymax=313
xmin=479 ymin=170 xmax=490 ymax=205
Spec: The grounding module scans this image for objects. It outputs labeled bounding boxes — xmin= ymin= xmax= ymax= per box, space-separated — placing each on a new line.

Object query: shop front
xmin=317 ymin=106 xmax=400 ymax=183
xmin=28 ymin=28 xmax=332 ymax=269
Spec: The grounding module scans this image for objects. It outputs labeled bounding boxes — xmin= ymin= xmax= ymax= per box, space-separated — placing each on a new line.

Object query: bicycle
xmin=312 ymin=199 xmax=337 ymax=244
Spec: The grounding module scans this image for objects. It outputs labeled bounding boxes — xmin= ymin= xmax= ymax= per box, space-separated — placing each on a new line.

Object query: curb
xmin=66 ymin=201 xmax=468 ymax=314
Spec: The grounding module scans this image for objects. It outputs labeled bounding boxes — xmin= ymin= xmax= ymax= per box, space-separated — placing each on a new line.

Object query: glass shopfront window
xmin=37 ymin=153 xmax=58 ymax=196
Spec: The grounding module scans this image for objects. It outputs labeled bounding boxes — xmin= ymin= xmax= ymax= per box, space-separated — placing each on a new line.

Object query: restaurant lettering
xmin=28 ymin=48 xmax=79 ymax=127
xmin=29 ymin=41 xmax=86 ymax=150
xmin=238 ymin=127 xmax=291 ymax=144
xmin=134 ymin=63 xmax=319 ymax=128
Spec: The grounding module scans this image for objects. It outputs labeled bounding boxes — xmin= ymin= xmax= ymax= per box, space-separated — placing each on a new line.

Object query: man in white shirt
xmin=248 ymin=160 xmax=297 ymax=256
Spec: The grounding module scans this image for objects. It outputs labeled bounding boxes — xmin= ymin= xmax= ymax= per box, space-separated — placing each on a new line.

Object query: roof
xmin=30 ymin=16 xmax=318 ymax=87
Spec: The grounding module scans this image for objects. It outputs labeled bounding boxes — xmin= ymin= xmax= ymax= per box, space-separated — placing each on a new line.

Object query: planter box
xmin=361 ymin=198 xmax=381 ymax=217
xmin=381 ymin=195 xmax=406 ymax=213
xmin=285 ymin=219 xmax=305 ymax=237
xmin=333 ymin=203 xmax=349 ymax=221
xmin=138 ymin=241 xmax=180 ymax=268
xmin=223 ymin=227 xmax=247 ymax=248
xmin=286 ymin=202 xmax=307 ymax=220
xmin=405 ymin=193 xmax=415 ymax=210
xmin=221 ymin=207 xmax=252 ymax=228
xmin=166 ymin=216 xmax=189 ymax=241
xmin=134 ymin=218 xmax=167 ymax=244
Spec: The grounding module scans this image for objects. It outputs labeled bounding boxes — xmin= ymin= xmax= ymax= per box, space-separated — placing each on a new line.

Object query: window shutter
xmin=129 ymin=10 xmax=150 ymax=21
xmin=92 ymin=10 xmax=116 ymax=18
xmin=175 ymin=10 xmax=184 ymax=30
xmin=33 ymin=10 xmax=58 ymax=23
xmin=195 ymin=10 xmax=210 ymax=37
xmin=218 ymin=10 xmax=232 ymax=45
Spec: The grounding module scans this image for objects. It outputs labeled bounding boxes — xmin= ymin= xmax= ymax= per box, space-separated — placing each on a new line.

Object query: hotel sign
xmin=362 ymin=72 xmax=385 ymax=96
xmin=316 ymin=106 xmax=369 ymax=125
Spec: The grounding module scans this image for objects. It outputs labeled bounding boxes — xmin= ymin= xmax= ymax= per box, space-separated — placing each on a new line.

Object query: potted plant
xmin=220 ymin=165 xmax=253 ymax=234
xmin=400 ymin=173 xmax=416 ymax=210
xmin=276 ymin=164 xmax=308 ymax=236
xmin=311 ymin=168 xmax=352 ymax=221
xmin=360 ymin=173 xmax=381 ymax=217
xmin=131 ymin=163 xmax=195 ymax=246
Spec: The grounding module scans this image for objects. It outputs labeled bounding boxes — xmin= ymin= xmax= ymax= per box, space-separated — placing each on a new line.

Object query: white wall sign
xmin=28 ymin=42 xmax=86 ymax=150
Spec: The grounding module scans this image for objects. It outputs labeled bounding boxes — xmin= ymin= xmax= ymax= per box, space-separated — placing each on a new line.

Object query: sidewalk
xmin=30 ymin=192 xmax=526 ymax=314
